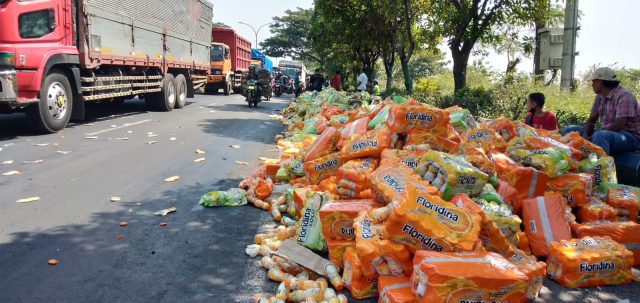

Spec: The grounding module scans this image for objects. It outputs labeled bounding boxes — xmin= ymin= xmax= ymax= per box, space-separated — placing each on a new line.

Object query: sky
xmin=210 ymin=0 xmax=640 ymax=75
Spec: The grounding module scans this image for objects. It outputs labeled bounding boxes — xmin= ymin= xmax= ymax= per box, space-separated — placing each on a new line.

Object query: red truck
xmin=0 ymin=0 xmax=213 ymax=133
xmin=207 ymin=28 xmax=251 ymax=95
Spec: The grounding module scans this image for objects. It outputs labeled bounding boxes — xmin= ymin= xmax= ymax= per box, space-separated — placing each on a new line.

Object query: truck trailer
xmin=0 ymin=0 xmax=213 ymax=133
xmin=208 ymin=27 xmax=251 ymax=95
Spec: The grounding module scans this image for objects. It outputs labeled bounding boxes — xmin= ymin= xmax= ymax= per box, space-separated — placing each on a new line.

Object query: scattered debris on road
xmin=3 ymin=170 xmax=21 ymax=176
xmin=147 ymin=141 xmax=158 ymax=145
xmin=57 ymin=151 xmax=72 ymax=155
xmin=22 ymin=160 xmax=43 ymax=164
xmin=2 ymin=160 xmax=13 ymax=165
xmin=110 ymin=197 xmax=121 ymax=202
xmin=33 ymin=143 xmax=50 ymax=146
xmin=85 ymin=136 xmax=98 ymax=140
xmin=115 ymin=235 xmax=125 ymax=240
xmin=160 ymin=222 xmax=168 ymax=227
xmin=48 ymin=259 xmax=58 ymax=266
xmin=114 ymin=137 xmax=129 ymax=141
xmin=16 ymin=197 xmax=40 ymax=203
xmin=169 ymin=137 xmax=177 ymax=141
xmin=194 ymin=158 xmax=206 ymax=163
xmin=119 ymin=222 xmax=128 ymax=227
xmin=229 ymin=145 xmax=241 ymax=149
xmin=235 ymin=161 xmax=250 ymax=165
xmin=163 ymin=176 xmax=180 ymax=182
xmin=195 ymin=149 xmax=206 ymax=154
xmin=154 ymin=207 xmax=176 ymax=216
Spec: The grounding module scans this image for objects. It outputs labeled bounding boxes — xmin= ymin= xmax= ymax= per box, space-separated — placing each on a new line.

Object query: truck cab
xmin=209 ymin=42 xmax=232 ymax=95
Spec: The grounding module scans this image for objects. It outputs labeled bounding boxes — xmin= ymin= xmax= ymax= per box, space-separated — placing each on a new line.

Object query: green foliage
xmin=261 ymin=8 xmax=317 ymax=62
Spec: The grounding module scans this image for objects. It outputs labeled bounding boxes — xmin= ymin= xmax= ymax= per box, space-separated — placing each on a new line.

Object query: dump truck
xmin=0 ymin=0 xmax=213 ymax=133
xmin=208 ymin=27 xmax=252 ymax=95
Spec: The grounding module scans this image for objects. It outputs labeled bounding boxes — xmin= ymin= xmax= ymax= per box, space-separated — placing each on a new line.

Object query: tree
xmin=429 ymin=0 xmax=538 ymax=91
xmin=390 ymin=0 xmax=430 ymax=94
xmin=212 ymin=22 xmax=230 ymax=28
xmin=261 ymin=8 xmax=320 ymax=63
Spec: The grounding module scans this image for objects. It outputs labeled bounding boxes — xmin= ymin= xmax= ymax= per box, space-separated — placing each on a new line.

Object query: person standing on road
xmin=330 ymin=70 xmax=342 ymax=91
xmin=524 ymin=92 xmax=557 ymax=131
xmin=562 ymin=67 xmax=640 ymax=155
xmin=309 ymin=69 xmax=325 ymax=92
xmin=357 ymin=68 xmax=368 ymax=92
xmin=294 ymin=70 xmax=301 ymax=97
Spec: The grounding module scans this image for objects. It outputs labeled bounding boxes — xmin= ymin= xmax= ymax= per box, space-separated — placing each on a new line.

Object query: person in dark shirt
xmin=330 ymin=70 xmax=342 ymax=91
xmin=309 ymin=69 xmax=325 ymax=92
xmin=524 ymin=92 xmax=558 ymax=131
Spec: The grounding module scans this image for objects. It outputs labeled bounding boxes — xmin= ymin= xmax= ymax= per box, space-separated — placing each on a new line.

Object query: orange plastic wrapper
xmin=316 ymin=177 xmax=338 ymax=195
xmin=321 ymin=106 xmax=344 ymax=120
xmin=496 ymin=180 xmax=522 ymax=214
xmin=319 ymin=199 xmax=382 ymax=241
xmin=507 ymin=248 xmax=547 ymax=300
xmin=491 ymin=152 xmax=549 ymax=203
xmin=561 ymin=131 xmax=607 ymax=159
xmin=522 ymin=192 xmax=572 ymax=257
xmin=384 ymin=187 xmax=482 ymax=253
xmin=546 ymin=173 xmax=593 ymax=207
xmin=460 ymin=145 xmax=496 ymax=177
xmin=303 ymin=127 xmax=339 ymax=163
xmin=255 ymin=178 xmax=274 ymax=201
xmin=378 ymin=239 xmax=413 ymax=277
xmin=547 ymin=236 xmax=634 ymax=288
xmin=572 ymin=221 xmax=640 ymax=265
xmin=380 ymin=149 xmax=423 ymax=171
xmin=368 ymin=100 xmax=390 ymax=121
xmin=315 ymin=116 xmax=328 ymax=135
xmin=489 ymin=117 xmax=518 ymax=142
xmin=327 ymin=239 xmax=355 ymax=269
xmin=342 ymin=247 xmax=379 ymax=299
xmin=404 ymin=129 xmax=459 ymax=153
xmin=386 ymin=101 xmax=450 ymax=135
xmin=293 ymin=188 xmax=312 ymax=217
xmin=336 ymin=158 xmax=379 ymax=199
xmin=411 ymin=251 xmax=529 ymax=303
xmin=378 ymin=276 xmax=415 ymax=303
xmin=369 ymin=165 xmax=439 ymax=205
xmin=341 ymin=127 xmax=396 ymax=159
xmin=514 ymin=135 xmax=582 ymax=162
xmin=337 ymin=117 xmax=369 ymax=150
xmin=576 ymin=198 xmax=617 ymax=223
xmin=461 ymin=127 xmax=508 ymax=153
xmin=517 ymin=231 xmax=531 ymax=254
xmin=601 ymin=185 xmax=640 ymax=223
xmin=303 ymin=152 xmax=348 ymax=185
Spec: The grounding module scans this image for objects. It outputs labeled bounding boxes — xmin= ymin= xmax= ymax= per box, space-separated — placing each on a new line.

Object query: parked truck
xmin=0 ymin=0 xmax=213 ymax=133
xmin=208 ymin=27 xmax=251 ymax=95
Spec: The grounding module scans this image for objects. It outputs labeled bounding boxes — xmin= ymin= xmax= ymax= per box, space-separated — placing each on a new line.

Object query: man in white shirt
xmin=357 ymin=68 xmax=368 ymax=92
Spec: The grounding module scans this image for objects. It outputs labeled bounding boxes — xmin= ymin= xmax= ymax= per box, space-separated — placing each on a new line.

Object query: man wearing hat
xmin=563 ymin=67 xmax=640 ymax=155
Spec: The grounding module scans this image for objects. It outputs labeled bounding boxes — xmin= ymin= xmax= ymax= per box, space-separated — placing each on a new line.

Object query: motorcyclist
xmin=247 ymin=65 xmax=260 ymax=81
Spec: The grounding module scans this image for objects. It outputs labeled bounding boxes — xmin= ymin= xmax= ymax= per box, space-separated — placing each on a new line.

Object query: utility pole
xmin=561 ymin=0 xmax=579 ymax=90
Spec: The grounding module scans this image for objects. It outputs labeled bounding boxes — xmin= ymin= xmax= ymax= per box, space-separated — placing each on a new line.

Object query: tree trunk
xmin=384 ymin=61 xmax=394 ymax=91
xmin=533 ymin=22 xmax=544 ymax=81
xmin=401 ymin=59 xmax=412 ymax=94
xmin=451 ymin=47 xmax=471 ymax=92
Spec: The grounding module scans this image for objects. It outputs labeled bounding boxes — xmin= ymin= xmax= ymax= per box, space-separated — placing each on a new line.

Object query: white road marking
xmin=85 ymin=119 xmax=152 ymax=136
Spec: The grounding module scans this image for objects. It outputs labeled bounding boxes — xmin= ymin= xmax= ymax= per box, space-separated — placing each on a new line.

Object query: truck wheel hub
xmin=47 ymin=82 xmax=68 ymax=120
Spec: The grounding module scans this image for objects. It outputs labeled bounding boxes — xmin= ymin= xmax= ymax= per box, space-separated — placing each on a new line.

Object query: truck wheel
xmin=174 ymin=74 xmax=187 ymax=109
xmin=147 ymin=74 xmax=176 ymax=111
xmin=27 ymin=70 xmax=73 ymax=133
xmin=223 ymin=82 xmax=231 ymax=96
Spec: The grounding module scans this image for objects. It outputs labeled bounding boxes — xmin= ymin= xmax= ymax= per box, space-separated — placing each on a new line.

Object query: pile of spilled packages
xmin=201 ymin=88 xmax=640 ymax=303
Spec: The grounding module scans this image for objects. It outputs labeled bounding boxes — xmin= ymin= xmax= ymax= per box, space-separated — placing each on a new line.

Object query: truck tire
xmin=146 ymin=74 xmax=176 ymax=111
xmin=27 ymin=70 xmax=73 ymax=133
xmin=174 ymin=74 xmax=187 ymax=109
xmin=223 ymin=81 xmax=231 ymax=96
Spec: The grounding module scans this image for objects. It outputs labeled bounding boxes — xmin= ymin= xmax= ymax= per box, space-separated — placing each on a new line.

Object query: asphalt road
xmin=0 ymin=93 xmax=637 ymax=303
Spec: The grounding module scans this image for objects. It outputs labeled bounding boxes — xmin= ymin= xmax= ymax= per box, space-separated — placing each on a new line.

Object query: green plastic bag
xmin=284 ymin=187 xmax=297 ymax=218
xmin=577 ymin=154 xmax=618 ymax=186
xmin=199 ymin=188 xmax=247 ymax=207
xmin=302 ymin=117 xmax=319 ymax=134
xmin=392 ymin=95 xmax=408 ymax=104
xmin=449 ymin=108 xmax=477 ymax=132
xmin=295 ymin=192 xmax=327 ymax=251
xmin=508 ymin=147 xmax=572 ymax=178
xmin=276 ymin=166 xmax=291 ymax=183
xmin=368 ymin=104 xmax=391 ymax=130
xmin=479 ymin=184 xmax=504 ymax=205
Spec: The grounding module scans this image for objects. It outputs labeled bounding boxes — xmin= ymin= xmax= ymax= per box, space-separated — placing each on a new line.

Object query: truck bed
xmin=81 ymin=0 xmax=213 ymax=71
xmin=212 ymin=28 xmax=252 ymax=72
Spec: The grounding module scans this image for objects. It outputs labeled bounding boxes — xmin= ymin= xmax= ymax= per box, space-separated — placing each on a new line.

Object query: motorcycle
xmin=274 ymin=78 xmax=283 ymax=97
xmin=285 ymin=78 xmax=294 ymax=95
xmin=244 ymin=79 xmax=261 ymax=108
